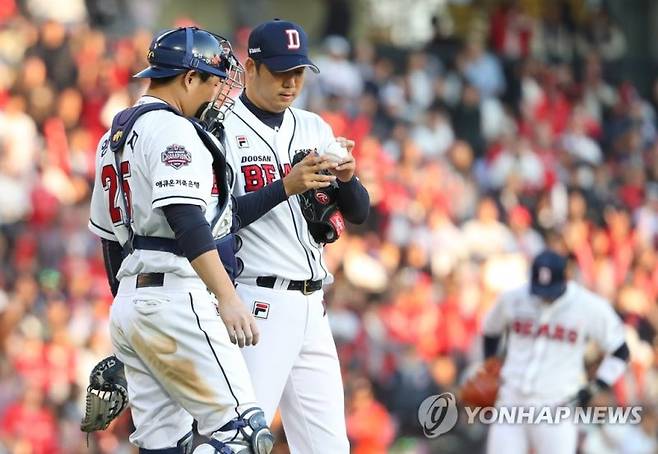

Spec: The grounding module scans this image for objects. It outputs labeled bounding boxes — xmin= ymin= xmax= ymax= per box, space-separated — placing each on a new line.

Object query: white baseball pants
xmin=487 ymin=387 xmax=578 ymax=454
xmin=110 ymin=273 xmax=257 ymax=450
xmin=236 ymin=283 xmax=350 ymax=454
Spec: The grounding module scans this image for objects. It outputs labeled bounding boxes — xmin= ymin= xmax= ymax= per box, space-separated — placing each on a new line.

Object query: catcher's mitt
xmin=291 ymin=150 xmax=345 ymax=244
xmin=80 ymin=355 xmax=129 ymax=432
xmin=459 ymin=357 xmax=502 ymax=407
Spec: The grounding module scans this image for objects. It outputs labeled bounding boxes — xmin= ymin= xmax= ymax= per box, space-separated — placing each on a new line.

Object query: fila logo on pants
xmin=253 ymin=301 xmax=270 ymax=319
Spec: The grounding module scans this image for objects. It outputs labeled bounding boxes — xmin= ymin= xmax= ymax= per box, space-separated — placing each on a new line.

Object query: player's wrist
xmin=282 ymin=176 xmax=294 ymax=197
xmin=211 ymin=284 xmax=235 ymax=302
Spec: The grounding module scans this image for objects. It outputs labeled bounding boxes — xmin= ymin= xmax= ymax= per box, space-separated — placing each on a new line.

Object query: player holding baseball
xmin=482 ymin=249 xmax=629 ymax=454
xmin=221 ymin=19 xmax=370 ymax=454
xmin=87 ymin=27 xmax=272 ymax=454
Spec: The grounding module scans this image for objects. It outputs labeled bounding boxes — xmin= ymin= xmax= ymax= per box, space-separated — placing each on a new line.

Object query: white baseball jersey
xmin=88 ymin=96 xmax=229 ymax=278
xmin=223 ymin=96 xmax=351 ymax=452
xmin=482 ymin=281 xmax=625 ymax=401
xmin=223 ymin=96 xmax=336 ymax=283
xmin=90 ymin=96 xmax=258 ymax=450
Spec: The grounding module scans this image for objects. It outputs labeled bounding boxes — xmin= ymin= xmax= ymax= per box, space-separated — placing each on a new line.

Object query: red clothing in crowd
xmin=533 ymin=92 xmax=572 ymax=136
xmin=0 ymin=402 xmax=59 ymax=454
xmin=347 ymin=399 xmax=395 ymax=454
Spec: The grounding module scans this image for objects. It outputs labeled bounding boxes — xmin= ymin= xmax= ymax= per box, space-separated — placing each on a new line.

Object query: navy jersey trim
xmin=285 ymin=110 xmax=329 ymax=281
xmin=152 ymin=195 xmax=208 ymax=205
xmin=90 ymin=218 xmax=115 ymax=235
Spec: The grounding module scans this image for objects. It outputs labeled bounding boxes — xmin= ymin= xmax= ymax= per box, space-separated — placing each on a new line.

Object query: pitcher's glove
xmin=80 ymin=355 xmax=129 ymax=432
xmin=291 ymin=150 xmax=345 ymax=244
xmin=459 ymin=357 xmax=502 ymax=407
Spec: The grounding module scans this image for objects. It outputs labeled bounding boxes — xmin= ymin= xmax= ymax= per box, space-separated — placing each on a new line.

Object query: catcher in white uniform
xmin=482 ymin=249 xmax=630 ymax=454
xmin=222 ymin=19 xmax=370 ymax=454
xmin=82 ymin=20 xmax=368 ymax=454
xmin=86 ymin=27 xmax=272 ymax=454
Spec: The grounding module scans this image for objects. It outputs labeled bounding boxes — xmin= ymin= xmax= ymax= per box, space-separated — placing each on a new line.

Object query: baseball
xmin=324 ymin=141 xmax=348 ymax=163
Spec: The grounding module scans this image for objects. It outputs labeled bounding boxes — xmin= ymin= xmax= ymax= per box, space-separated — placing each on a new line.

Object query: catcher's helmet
xmin=134 ymin=27 xmax=232 ymax=79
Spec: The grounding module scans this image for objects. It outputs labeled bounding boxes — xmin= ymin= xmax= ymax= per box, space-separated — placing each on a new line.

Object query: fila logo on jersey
xmin=236 ymin=136 xmax=249 ymax=148
xmin=161 ymin=144 xmax=192 ymax=169
xmin=253 ymin=301 xmax=270 ymax=319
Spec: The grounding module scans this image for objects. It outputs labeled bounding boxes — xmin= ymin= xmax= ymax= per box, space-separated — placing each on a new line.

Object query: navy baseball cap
xmin=530 ymin=250 xmax=567 ymax=300
xmin=247 ymin=19 xmax=319 ymax=73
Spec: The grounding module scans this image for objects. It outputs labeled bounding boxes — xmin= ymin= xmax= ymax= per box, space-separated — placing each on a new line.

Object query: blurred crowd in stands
xmin=0 ymin=0 xmax=657 ymax=452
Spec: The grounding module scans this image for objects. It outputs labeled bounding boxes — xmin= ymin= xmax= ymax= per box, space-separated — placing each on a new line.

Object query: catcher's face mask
xmin=210 ymin=36 xmax=244 ymax=121
xmin=197 ymin=37 xmax=243 ymax=133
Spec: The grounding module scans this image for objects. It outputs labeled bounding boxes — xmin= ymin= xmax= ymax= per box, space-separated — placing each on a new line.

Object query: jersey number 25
xmin=101 ymin=161 xmax=132 ymax=225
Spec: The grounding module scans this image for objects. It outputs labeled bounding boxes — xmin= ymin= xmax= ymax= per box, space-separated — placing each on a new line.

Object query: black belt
xmin=133 ymin=236 xmax=184 ymax=256
xmin=136 ymin=272 xmax=165 ymax=288
xmin=255 ymin=276 xmax=322 ymax=295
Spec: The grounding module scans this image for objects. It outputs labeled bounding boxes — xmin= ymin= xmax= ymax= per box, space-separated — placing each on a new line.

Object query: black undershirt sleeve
xmin=483 ymin=335 xmax=501 ymax=359
xmin=336 ymin=176 xmax=370 ymax=224
xmin=162 ymin=204 xmax=216 ymax=262
xmin=612 ymin=342 xmax=630 ymax=361
xmin=101 ymin=238 xmax=124 ymax=297
xmin=596 ymin=342 xmax=631 ymax=389
xmin=233 ymin=179 xmax=288 ymax=230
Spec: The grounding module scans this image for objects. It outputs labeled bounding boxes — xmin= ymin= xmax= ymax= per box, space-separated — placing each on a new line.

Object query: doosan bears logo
xmin=161 ymin=144 xmax=192 ymax=169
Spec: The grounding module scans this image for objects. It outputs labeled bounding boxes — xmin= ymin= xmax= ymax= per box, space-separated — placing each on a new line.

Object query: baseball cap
xmin=530 ymin=250 xmax=567 ymax=300
xmin=247 ymin=19 xmax=319 ymax=73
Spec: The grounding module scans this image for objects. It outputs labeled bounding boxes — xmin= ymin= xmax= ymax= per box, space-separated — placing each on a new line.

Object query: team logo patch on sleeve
xmin=161 ymin=144 xmax=192 ymax=169
xmin=236 ymin=136 xmax=249 ymax=148
xmin=252 ymin=301 xmax=270 ymax=319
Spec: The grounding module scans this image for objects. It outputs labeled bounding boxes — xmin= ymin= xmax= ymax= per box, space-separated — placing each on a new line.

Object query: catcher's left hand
xmin=80 ymin=355 xmax=129 ymax=432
